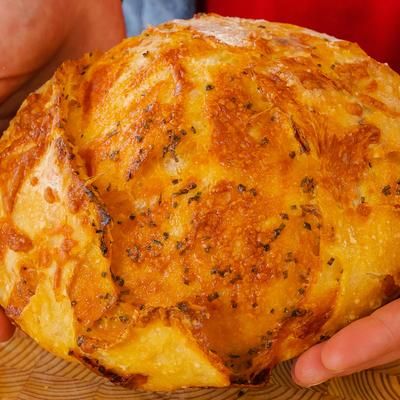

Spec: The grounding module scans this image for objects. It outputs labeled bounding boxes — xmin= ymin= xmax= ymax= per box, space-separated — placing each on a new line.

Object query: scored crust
xmin=1 ymin=14 xmax=400 ymax=390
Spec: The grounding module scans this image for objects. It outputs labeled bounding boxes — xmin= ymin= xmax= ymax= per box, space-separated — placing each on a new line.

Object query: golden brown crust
xmin=1 ymin=14 xmax=400 ymax=390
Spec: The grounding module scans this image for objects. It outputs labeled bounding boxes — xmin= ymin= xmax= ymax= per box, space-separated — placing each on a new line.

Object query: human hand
xmin=0 ymin=0 xmax=125 ymax=131
xmin=0 ymin=307 xmax=14 ymax=342
xmin=292 ymin=299 xmax=400 ymax=386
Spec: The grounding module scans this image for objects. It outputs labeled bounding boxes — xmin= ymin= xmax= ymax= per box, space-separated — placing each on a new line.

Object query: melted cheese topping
xmin=1 ymin=14 xmax=400 ymax=390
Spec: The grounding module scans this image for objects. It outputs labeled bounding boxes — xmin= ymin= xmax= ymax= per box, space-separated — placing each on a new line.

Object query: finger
xmin=292 ymin=342 xmax=330 ymax=386
xmin=293 ymin=341 xmax=400 ymax=387
xmin=0 ymin=308 xmax=15 ymax=342
xmin=293 ymin=299 xmax=400 ymax=386
xmin=321 ymin=299 xmax=400 ymax=372
xmin=367 ymin=348 xmax=400 ymax=369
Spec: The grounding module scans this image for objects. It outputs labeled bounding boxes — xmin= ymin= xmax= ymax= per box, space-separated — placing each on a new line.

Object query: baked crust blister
xmin=1 ymin=14 xmax=400 ymax=391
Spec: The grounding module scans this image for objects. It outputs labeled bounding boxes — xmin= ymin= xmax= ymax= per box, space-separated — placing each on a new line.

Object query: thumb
xmin=293 ymin=299 xmax=400 ymax=386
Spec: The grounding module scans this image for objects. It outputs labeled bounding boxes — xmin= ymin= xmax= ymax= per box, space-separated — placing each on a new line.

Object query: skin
xmin=293 ymin=299 xmax=400 ymax=386
xmin=0 ymin=0 xmax=125 ymax=341
xmin=0 ymin=0 xmax=399 ymax=387
xmin=0 ymin=0 xmax=125 ymax=131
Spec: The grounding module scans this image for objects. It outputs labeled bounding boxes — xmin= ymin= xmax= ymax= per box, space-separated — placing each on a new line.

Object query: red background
xmin=206 ymin=0 xmax=400 ymax=72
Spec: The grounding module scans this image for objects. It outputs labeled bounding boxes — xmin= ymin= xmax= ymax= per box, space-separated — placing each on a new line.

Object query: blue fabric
xmin=123 ymin=0 xmax=196 ymax=37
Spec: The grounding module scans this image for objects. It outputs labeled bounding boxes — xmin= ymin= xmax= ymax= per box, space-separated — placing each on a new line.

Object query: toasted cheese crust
xmin=1 ymin=14 xmax=400 ymax=390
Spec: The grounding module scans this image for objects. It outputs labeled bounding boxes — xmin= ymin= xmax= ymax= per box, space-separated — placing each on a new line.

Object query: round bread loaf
xmin=1 ymin=14 xmax=400 ymax=391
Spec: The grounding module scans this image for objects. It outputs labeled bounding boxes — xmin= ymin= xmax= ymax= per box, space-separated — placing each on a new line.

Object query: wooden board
xmin=1 ymin=330 xmax=399 ymax=400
